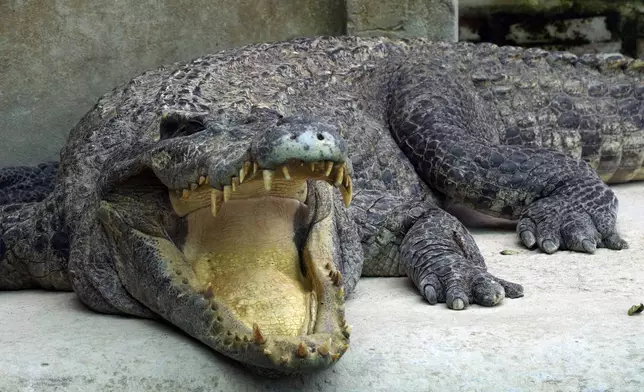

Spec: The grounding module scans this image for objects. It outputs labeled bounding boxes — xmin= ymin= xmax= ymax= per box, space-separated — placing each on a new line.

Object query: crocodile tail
xmin=0 ymin=162 xmax=59 ymax=205
xmin=0 ymin=163 xmax=71 ymax=290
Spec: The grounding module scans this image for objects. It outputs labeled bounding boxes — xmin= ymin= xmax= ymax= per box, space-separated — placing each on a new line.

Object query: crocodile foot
xmin=517 ymin=181 xmax=629 ymax=254
xmin=401 ymin=206 xmax=524 ymax=310
xmin=418 ymin=262 xmax=524 ymax=310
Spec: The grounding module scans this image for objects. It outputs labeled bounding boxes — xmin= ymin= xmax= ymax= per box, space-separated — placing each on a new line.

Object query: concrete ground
xmin=0 ymin=184 xmax=642 ymax=392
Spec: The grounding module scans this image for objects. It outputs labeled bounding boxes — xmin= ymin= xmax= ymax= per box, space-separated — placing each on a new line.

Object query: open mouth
xmin=100 ymin=157 xmax=353 ymax=371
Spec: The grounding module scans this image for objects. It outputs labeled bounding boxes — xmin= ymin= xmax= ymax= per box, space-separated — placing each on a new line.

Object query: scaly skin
xmin=1 ymin=36 xmax=643 ymax=374
xmin=0 ymin=162 xmax=58 ymax=205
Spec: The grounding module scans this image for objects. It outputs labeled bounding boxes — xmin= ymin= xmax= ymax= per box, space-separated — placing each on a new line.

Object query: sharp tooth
xmin=281 ymin=165 xmax=291 ymax=180
xmin=232 ymin=177 xmax=240 ymax=191
xmin=263 ymin=170 xmax=273 ymax=190
xmin=205 ymin=176 xmax=210 ymax=185
xmin=253 ymin=323 xmax=266 ymax=344
xmin=331 ymin=270 xmax=344 ymax=286
xmin=181 ymin=189 xmax=190 ymax=200
xmin=210 ymin=189 xmax=218 ymax=217
xmin=341 ymin=176 xmax=353 ymax=207
xmin=310 ymin=162 xmax=316 ymax=172
xmin=241 ymin=161 xmax=251 ymax=183
xmin=223 ymin=185 xmax=232 ymax=202
xmin=324 ymin=161 xmax=334 ymax=176
xmin=340 ymin=188 xmax=352 ymax=207
xmin=317 ymin=339 xmax=331 ymax=356
xmin=334 ymin=166 xmax=344 ymax=187
xmin=189 ymin=183 xmax=198 ymax=191
xmin=296 ymin=342 xmax=309 ymax=358
xmin=198 ymin=176 xmax=206 ymax=185
xmin=342 ymin=191 xmax=352 ymax=208
xmin=203 ymin=283 xmax=214 ymax=299
xmin=253 ymin=162 xmax=259 ymax=175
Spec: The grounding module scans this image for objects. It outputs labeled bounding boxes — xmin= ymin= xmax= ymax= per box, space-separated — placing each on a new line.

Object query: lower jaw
xmin=175 ymin=192 xmax=350 ymax=371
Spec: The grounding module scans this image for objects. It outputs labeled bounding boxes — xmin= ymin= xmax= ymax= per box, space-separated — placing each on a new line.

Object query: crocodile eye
xmin=159 ymin=112 xmax=205 ymax=140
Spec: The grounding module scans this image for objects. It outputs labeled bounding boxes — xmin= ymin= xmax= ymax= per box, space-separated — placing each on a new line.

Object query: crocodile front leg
xmin=352 ymin=190 xmax=522 ymax=309
xmin=389 ymin=61 xmax=629 ymax=254
xmin=401 ymin=206 xmax=523 ymax=309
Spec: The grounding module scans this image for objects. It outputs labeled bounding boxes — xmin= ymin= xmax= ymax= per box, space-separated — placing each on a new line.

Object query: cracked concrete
xmin=0 ymin=183 xmax=642 ymax=391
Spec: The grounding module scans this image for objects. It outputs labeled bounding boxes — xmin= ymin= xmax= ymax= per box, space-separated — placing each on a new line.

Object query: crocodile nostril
xmin=317 ymin=133 xmax=325 ymax=141
xmin=290 ymin=134 xmax=297 ymax=140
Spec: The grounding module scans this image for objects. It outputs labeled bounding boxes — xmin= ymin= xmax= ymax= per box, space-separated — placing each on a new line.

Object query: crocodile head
xmin=94 ymin=109 xmax=362 ymax=374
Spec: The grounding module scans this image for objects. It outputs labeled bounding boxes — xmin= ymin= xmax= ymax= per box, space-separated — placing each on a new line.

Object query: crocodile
xmin=1 ymin=36 xmax=643 ymax=375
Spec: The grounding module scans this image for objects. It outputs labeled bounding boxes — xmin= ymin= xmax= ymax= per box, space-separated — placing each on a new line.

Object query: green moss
xmin=628 ymin=303 xmax=643 ymax=316
xmin=462 ymin=0 xmax=641 ymax=15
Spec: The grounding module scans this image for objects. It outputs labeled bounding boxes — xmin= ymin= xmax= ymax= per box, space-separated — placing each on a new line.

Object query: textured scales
xmin=1 ymin=36 xmax=643 ymax=374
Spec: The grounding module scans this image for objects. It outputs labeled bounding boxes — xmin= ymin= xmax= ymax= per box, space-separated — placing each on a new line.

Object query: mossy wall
xmin=460 ymin=0 xmax=644 ymax=57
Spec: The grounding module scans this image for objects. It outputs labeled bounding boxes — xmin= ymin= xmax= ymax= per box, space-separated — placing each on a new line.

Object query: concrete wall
xmin=0 ymin=0 xmax=458 ymax=168
xmin=347 ymin=0 xmax=457 ymax=41
xmin=1 ymin=0 xmax=347 ymax=167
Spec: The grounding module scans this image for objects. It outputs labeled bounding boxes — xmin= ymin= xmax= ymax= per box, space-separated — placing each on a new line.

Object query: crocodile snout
xmin=251 ymin=116 xmax=348 ymax=169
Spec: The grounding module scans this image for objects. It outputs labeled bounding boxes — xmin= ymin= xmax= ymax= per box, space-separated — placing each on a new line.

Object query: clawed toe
xmin=540 ymin=239 xmax=559 ymax=254
xmin=446 ymin=282 xmax=470 ymax=310
xmin=450 ymin=298 xmax=466 ymax=310
xmin=423 ymin=285 xmax=438 ymax=305
xmin=496 ymin=277 xmax=524 ymax=298
xmin=600 ymin=233 xmax=629 ymax=250
xmin=581 ymin=239 xmax=596 ymax=253
xmin=519 ymin=230 xmax=536 ymax=248
xmin=472 ymin=276 xmax=506 ymax=307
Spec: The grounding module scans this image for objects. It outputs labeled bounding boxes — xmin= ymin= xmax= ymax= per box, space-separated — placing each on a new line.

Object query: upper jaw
xmin=169 ymin=158 xmax=354 ymax=218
